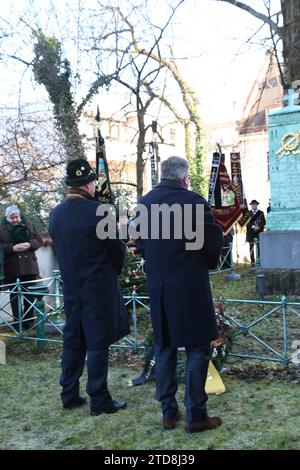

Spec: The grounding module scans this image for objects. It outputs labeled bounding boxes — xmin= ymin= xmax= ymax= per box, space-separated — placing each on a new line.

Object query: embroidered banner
xmin=95 ymin=107 xmax=113 ymax=203
xmin=207 ymin=152 xmax=222 ymax=206
xmin=149 ymin=142 xmax=158 ymax=189
xmin=230 ymin=152 xmax=244 ymax=205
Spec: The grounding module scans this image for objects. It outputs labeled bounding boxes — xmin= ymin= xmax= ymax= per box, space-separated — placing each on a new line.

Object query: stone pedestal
xmin=260 ymin=231 xmax=300 ymax=269
xmin=268 ymin=99 xmax=300 ymax=231
xmin=256 ymin=268 xmax=300 ymax=296
xmin=259 ymin=231 xmax=300 ymax=295
xmin=259 ymin=92 xmax=300 ymax=294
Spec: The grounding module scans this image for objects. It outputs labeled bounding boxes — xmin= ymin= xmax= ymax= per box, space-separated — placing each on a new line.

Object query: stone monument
xmin=259 ymin=89 xmax=300 ymax=294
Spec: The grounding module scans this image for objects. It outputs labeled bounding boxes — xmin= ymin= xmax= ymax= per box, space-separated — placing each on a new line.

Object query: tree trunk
xmin=33 ymin=33 xmax=86 ymax=162
xmin=281 ymin=0 xmax=300 ymax=89
xmin=136 ymin=111 xmax=146 ymax=199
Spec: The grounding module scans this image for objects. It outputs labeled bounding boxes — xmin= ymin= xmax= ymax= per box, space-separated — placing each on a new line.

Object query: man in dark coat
xmin=246 ymin=199 xmax=266 ymax=267
xmin=49 ymin=158 xmax=129 ymax=415
xmin=0 ymin=205 xmax=42 ymax=330
xmin=136 ymin=156 xmax=223 ymax=433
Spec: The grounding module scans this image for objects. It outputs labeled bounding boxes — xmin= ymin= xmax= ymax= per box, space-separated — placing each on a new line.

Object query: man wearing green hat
xmin=0 ymin=205 xmax=42 ymax=329
xmin=49 ymin=158 xmax=129 ymax=415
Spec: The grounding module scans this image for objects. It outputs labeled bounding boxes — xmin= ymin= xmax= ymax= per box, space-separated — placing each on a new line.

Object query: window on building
xmin=170 ymin=128 xmax=176 ymax=145
xmin=110 ymin=123 xmax=120 ymax=140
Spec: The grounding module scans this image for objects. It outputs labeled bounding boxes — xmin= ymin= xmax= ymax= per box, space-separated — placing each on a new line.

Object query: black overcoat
xmin=246 ymin=210 xmax=266 ymax=243
xmin=138 ymin=179 xmax=223 ymax=348
xmin=49 ymin=197 xmax=130 ymax=350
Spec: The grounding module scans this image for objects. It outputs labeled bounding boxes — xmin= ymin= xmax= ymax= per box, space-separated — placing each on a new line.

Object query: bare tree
xmin=217 ymin=0 xmax=300 ymax=90
xmin=84 ymin=0 xmax=206 ymax=196
xmin=0 ymin=1 xmax=206 ymax=198
xmin=0 ymin=113 xmax=66 ymax=199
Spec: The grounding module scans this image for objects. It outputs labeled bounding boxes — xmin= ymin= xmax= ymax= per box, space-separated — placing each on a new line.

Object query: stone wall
xmin=257 ymin=269 xmax=300 ymax=296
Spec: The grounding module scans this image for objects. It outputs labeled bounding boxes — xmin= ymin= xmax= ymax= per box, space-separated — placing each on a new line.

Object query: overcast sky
xmin=0 ymin=0 xmax=281 ymax=123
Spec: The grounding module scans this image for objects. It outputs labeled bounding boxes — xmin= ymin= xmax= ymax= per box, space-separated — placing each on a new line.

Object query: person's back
xmin=48 ymin=158 xmax=129 ymax=416
xmin=135 ymin=156 xmax=223 ymax=434
xmin=49 ymin=198 xmax=118 ymax=297
xmin=140 ymin=181 xmax=221 ymax=287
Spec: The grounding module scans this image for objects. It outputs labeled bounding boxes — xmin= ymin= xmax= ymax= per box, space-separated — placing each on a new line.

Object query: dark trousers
xmin=5 ymin=275 xmax=37 ymax=327
xmin=154 ymin=343 xmax=211 ymax=422
xmin=60 ymin=339 xmax=112 ymax=411
xmin=249 ymin=238 xmax=259 ymax=266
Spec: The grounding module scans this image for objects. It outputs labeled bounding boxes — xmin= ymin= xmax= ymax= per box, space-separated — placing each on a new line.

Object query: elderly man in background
xmin=246 ymin=199 xmax=266 ymax=268
xmin=0 ymin=205 xmax=42 ymax=330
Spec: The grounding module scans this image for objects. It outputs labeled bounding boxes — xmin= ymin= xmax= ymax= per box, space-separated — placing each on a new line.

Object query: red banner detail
xmin=211 ymin=160 xmax=242 ymax=235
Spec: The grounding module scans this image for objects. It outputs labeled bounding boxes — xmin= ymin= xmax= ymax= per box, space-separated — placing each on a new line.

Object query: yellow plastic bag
xmin=205 ymin=361 xmax=225 ymax=395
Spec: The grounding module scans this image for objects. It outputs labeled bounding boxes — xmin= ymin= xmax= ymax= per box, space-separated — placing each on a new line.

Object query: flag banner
xmin=207 ymin=152 xmax=222 ymax=206
xmin=230 ymin=152 xmax=251 ymax=227
xmin=211 ymin=158 xmax=243 ymax=235
xmin=94 ymin=106 xmax=113 ymax=204
xmin=95 ymin=128 xmax=110 ymax=202
xmin=149 ymin=142 xmax=157 ymax=188
xmin=230 ymin=152 xmax=244 ymax=205
xmin=238 ymin=208 xmax=252 ymax=227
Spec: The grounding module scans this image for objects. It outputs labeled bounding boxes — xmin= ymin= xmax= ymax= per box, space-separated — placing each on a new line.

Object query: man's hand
xmin=13 ymin=242 xmax=31 ymax=252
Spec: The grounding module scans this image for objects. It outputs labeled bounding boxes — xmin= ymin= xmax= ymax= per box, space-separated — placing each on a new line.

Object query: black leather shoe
xmin=90 ymin=400 xmax=127 ymax=416
xmin=63 ymin=396 xmax=87 ymax=409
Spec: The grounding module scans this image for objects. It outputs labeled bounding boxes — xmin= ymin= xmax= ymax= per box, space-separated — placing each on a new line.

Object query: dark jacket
xmin=0 ymin=218 xmax=42 ymax=280
xmin=246 ymin=210 xmax=266 ymax=243
xmin=49 ymin=197 xmax=130 ymax=350
xmin=138 ymin=179 xmax=223 ymax=348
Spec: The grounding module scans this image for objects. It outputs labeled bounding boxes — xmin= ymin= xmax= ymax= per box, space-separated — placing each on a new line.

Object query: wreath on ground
xmin=210 ymin=302 xmax=233 ymax=371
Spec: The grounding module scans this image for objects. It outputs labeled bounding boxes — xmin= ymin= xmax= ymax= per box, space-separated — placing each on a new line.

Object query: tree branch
xmin=216 ymin=0 xmax=282 ymax=36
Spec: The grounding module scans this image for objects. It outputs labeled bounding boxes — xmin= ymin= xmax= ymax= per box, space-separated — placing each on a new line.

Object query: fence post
xmin=28 ymin=285 xmax=49 ymax=349
xmin=255 ymin=239 xmax=260 ymax=268
xmin=53 ymin=269 xmax=62 ymax=318
xmin=256 ymin=273 xmax=265 ymax=300
xmin=132 ymin=287 xmax=138 ymax=351
xmin=16 ymin=278 xmax=22 ymax=335
xmin=281 ymin=295 xmax=289 ymax=367
xmin=230 ymin=242 xmax=234 ymax=272
xmin=224 ymin=243 xmax=240 ymax=280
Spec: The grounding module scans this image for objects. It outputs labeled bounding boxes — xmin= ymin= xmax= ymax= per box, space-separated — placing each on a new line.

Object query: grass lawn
xmin=0 ymin=340 xmax=299 ymax=450
xmin=0 ymin=265 xmax=299 ymax=450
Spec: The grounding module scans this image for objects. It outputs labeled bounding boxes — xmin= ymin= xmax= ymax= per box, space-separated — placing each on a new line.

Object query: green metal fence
xmin=218 ymin=296 xmax=300 ymax=367
xmin=0 ymin=271 xmax=147 ymax=350
xmin=1 ymin=270 xmax=299 ymax=366
xmin=210 ymin=243 xmax=234 ymax=275
xmin=0 ymin=271 xmax=64 ymax=346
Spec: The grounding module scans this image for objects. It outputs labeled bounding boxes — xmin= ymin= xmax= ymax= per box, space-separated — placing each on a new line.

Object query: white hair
xmin=5 ymin=205 xmax=20 ymax=218
xmin=161 ymin=156 xmax=189 ymax=181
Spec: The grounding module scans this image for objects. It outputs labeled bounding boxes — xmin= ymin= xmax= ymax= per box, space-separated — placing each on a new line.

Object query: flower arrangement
xmin=210 ymin=302 xmax=232 ymax=371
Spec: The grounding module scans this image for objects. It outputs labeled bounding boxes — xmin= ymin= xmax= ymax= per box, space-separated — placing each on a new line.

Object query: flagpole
xmin=95 ymin=106 xmax=114 ymax=204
